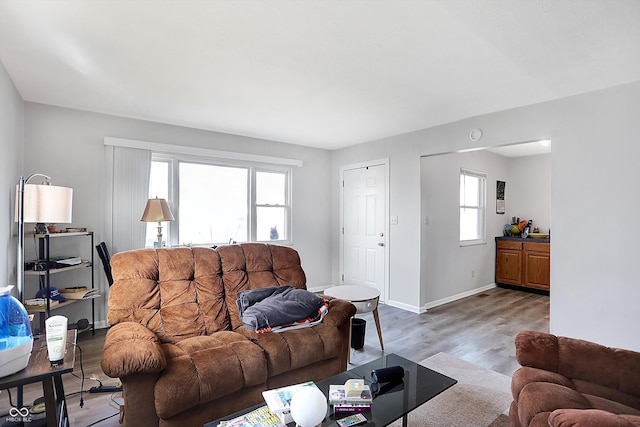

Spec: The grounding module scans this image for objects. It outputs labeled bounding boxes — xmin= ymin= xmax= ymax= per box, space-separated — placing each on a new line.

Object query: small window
xmin=255 ymin=170 xmax=289 ymax=242
xmin=460 ymin=168 xmax=486 ymax=245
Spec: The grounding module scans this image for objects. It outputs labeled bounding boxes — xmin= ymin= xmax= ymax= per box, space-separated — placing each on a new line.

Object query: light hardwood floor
xmin=0 ymin=286 xmax=548 ymax=426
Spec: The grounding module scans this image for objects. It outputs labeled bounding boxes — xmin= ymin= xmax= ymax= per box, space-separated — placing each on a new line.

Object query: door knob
xmin=378 ymin=243 xmax=385 ymax=247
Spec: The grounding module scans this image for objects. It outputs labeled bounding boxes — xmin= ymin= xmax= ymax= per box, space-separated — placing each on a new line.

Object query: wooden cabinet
xmin=495 ymin=237 xmax=550 ymax=291
xmin=523 ymin=241 xmax=550 ymax=290
xmin=496 ymin=240 xmax=523 ymax=286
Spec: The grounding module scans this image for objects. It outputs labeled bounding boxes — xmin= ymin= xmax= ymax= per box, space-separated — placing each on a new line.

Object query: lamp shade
xmin=140 ymin=198 xmax=175 ymax=222
xmin=15 ymin=184 xmax=73 ymax=224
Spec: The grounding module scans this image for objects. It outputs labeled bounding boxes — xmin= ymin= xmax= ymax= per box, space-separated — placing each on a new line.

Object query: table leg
xmin=347 ymin=317 xmax=353 ymax=364
xmin=372 ymin=306 xmax=384 ymax=351
xmin=42 ymin=377 xmax=57 ymax=427
xmin=54 ymin=374 xmax=69 ymax=424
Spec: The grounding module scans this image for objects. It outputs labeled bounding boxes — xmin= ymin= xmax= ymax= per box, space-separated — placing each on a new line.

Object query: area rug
xmin=389 ymin=352 xmax=512 ymax=427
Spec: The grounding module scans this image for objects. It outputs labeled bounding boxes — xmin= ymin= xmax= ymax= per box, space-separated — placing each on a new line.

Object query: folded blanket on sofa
xmin=237 ymin=286 xmax=325 ymax=331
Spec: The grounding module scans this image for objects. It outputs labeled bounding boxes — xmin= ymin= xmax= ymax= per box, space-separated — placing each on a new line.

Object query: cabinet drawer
xmin=497 ymin=240 xmax=522 ymax=250
xmin=524 ymin=242 xmax=550 ymax=253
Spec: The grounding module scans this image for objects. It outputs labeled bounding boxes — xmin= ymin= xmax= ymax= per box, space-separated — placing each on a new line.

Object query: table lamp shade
xmin=15 ymin=184 xmax=73 ymax=224
xmin=140 ymin=198 xmax=175 ymax=222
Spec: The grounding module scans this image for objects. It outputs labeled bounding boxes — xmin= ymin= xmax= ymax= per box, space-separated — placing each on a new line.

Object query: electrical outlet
xmin=471 ymin=270 xmax=475 ymax=278
xmin=425 ymin=216 xmax=430 ymax=225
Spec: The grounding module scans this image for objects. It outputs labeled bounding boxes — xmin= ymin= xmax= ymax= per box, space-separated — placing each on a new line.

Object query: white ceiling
xmin=1 ymin=1 xmax=640 ymax=150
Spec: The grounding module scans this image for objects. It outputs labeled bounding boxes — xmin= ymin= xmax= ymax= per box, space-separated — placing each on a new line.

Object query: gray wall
xmin=421 ymin=150 xmax=509 ymax=307
xmin=22 ymin=102 xmax=333 ymax=327
xmin=332 ymin=80 xmax=640 ymax=351
xmin=508 ymin=154 xmax=551 ymax=233
xmin=0 ymin=60 xmax=23 ymax=292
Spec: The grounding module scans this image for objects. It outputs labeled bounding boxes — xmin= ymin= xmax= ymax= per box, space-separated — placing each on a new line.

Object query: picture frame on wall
xmin=496 ymin=180 xmax=505 ymax=214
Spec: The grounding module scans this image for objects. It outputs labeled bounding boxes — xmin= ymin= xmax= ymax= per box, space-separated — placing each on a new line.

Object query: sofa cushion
xmin=239 ymin=322 xmax=343 ymax=377
xmin=154 ymin=331 xmax=267 ymax=419
xmin=108 ymin=247 xmax=229 ymax=344
xmin=549 ymin=409 xmax=640 ymax=427
xmin=218 ymin=244 xmax=306 ymax=330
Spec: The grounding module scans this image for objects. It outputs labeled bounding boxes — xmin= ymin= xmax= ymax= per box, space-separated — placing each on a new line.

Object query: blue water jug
xmin=0 ymin=286 xmax=33 ymax=377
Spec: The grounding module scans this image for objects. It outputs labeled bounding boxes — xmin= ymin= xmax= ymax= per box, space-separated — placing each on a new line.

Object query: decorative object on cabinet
xmin=140 ymin=197 xmax=175 ymax=248
xmin=24 ymin=231 xmax=97 ymax=335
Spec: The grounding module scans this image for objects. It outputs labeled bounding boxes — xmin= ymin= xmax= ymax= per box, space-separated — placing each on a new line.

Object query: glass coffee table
xmin=205 ymin=353 xmax=457 ymax=427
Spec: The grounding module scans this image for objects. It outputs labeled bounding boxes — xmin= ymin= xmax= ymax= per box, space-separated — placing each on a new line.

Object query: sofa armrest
xmin=101 ymin=322 xmax=167 ymax=378
xmin=322 ymin=297 xmax=357 ymax=327
xmin=549 ymin=409 xmax=640 ymax=427
xmin=515 ymin=331 xmax=640 ymax=399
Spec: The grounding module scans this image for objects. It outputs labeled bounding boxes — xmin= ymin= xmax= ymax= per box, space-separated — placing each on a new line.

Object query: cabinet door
xmin=524 ymin=251 xmax=550 ymax=290
xmin=496 ymin=249 xmax=523 ymax=285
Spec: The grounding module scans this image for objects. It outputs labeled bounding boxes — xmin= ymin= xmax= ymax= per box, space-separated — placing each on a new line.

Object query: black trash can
xmin=351 ymin=318 xmax=366 ymax=349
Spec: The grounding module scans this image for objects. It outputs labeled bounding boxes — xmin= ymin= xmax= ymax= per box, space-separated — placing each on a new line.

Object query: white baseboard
xmin=384 ymin=299 xmax=424 ymax=314
xmin=382 ymin=284 xmax=498 ymax=314
xmin=422 ymin=283 xmax=497 ymax=312
xmin=94 ymin=320 xmax=109 ymax=330
xmin=308 ymin=284 xmax=336 ymax=293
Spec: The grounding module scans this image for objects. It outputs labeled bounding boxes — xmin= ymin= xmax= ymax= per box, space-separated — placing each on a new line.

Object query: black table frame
xmin=0 ymin=330 xmax=77 ymax=427
xmin=206 ymin=353 xmax=457 ymax=427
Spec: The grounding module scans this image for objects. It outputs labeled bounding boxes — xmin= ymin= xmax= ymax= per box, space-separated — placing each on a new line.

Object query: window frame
xmin=459 ymin=167 xmax=487 ymax=246
xmin=149 ymin=152 xmax=293 ymax=247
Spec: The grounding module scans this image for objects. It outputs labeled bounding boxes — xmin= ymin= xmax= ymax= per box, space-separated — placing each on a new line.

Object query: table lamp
xmin=140 ymin=197 xmax=175 ymax=248
xmin=289 ymin=386 xmax=328 ymax=427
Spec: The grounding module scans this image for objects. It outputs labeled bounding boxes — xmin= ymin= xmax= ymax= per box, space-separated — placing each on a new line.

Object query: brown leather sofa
xmin=101 ymin=243 xmax=356 ymax=427
xmin=510 ymin=330 xmax=640 ymax=427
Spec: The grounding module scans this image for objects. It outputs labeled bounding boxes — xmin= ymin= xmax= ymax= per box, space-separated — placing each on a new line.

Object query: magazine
xmin=217 ymin=405 xmax=284 ymax=427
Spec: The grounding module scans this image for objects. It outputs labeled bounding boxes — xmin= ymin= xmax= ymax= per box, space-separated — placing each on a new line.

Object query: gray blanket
xmin=236 ymin=286 xmax=324 ymax=331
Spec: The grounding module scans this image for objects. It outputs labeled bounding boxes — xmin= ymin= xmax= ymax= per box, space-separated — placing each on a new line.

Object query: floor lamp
xmin=13 ymin=174 xmax=72 ymax=421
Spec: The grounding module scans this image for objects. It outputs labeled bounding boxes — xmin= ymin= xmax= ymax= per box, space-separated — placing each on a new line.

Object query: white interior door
xmin=342 ymin=163 xmax=387 ymax=300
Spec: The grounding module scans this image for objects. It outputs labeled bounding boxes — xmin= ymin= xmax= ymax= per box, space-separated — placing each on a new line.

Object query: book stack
xmin=329 ymin=380 xmax=373 ymax=414
xmin=60 ymin=287 xmax=100 ymax=300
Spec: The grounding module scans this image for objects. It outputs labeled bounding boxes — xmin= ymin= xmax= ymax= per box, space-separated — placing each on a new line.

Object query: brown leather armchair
xmin=509 ymin=330 xmax=640 ymax=427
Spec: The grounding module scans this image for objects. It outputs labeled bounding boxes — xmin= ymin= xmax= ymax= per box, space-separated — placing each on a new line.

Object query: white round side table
xmin=323 ymin=285 xmax=384 ymax=362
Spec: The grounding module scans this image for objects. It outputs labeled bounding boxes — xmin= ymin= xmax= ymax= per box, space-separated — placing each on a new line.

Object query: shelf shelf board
xmin=25 ymin=261 xmax=92 ymax=276
xmin=28 ymin=231 xmax=92 ymax=238
xmin=25 ymin=295 xmax=101 ymax=313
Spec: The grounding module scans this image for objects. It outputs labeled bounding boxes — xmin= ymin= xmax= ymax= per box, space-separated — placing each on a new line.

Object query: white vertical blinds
xmin=108 ymin=146 xmax=151 ymax=253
